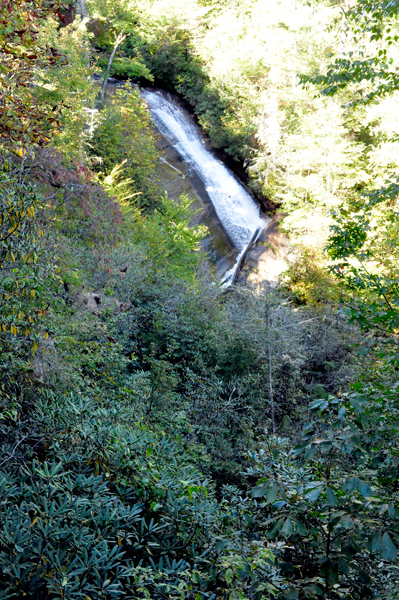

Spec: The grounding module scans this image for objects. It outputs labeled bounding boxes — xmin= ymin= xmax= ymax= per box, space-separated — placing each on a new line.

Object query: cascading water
xmin=143 ymin=89 xmax=267 ymax=284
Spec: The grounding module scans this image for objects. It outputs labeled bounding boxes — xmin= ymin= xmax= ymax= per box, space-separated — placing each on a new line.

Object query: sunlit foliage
xmin=1 ymin=1 xmax=399 ymax=598
xmin=90 ymin=85 xmax=161 ymax=209
xmin=0 ymin=0 xmax=66 ymax=148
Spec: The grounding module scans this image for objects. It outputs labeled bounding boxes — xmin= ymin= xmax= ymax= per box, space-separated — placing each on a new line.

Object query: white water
xmin=143 ymin=90 xmax=266 ymax=284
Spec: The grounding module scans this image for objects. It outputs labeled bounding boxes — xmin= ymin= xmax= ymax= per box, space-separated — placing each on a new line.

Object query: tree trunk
xmin=100 ymin=33 xmax=127 ymax=103
xmin=76 ymin=0 xmax=87 ymax=19
xmin=265 ymin=302 xmax=275 ymax=434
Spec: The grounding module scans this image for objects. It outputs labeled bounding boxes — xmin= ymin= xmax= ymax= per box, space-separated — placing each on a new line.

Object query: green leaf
xmin=215 ymin=539 xmax=228 ymax=552
xmin=345 ymin=476 xmax=359 ymax=493
xmin=305 ymin=486 xmax=323 ymax=503
xmin=381 ymin=532 xmax=397 ymax=562
xmin=309 ymin=399 xmax=328 ymax=412
xmin=370 ymin=529 xmax=382 ymax=553
xmin=357 ymin=479 xmax=371 ymax=498
xmin=252 ymin=481 xmax=278 ymax=503
xmin=252 ymin=482 xmax=268 ymax=498
xmin=281 ymin=517 xmax=294 ymax=536
xmin=303 ymin=585 xmax=323 ymax=597
xmin=358 ymin=569 xmax=372 ymax=585
xmin=320 ymin=441 xmax=332 ymax=453
xmin=284 ymin=588 xmax=299 ymax=600
xmin=225 ymin=568 xmax=233 ymax=585
xmin=304 ymin=445 xmax=318 ymax=460
xmin=268 ymin=517 xmax=286 ymax=538
xmin=337 ymin=557 xmax=349 ymax=575
xmin=303 ymin=421 xmax=314 ymax=433
xmin=326 ymin=486 xmax=338 ymax=507
xmin=266 ymin=483 xmax=279 ymax=503
xmin=340 ymin=514 xmax=354 ymax=529
xmin=292 ymin=518 xmax=308 ymax=535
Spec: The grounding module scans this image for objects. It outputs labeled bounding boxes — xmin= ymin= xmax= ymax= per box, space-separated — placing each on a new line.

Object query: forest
xmin=1 ymin=0 xmax=399 ymax=598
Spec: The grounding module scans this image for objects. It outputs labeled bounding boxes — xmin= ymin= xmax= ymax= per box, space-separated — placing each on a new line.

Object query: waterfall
xmin=143 ymin=90 xmax=267 ymax=284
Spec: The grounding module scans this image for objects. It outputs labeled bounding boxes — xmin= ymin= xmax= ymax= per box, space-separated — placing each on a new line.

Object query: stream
xmin=143 ymin=89 xmax=268 ymax=284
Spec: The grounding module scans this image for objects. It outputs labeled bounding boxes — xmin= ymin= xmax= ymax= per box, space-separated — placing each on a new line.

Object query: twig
xmin=0 ymin=435 xmax=29 ymax=468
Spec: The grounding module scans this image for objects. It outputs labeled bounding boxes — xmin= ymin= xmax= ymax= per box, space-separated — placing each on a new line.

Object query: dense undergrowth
xmin=1 ymin=0 xmax=399 ymax=599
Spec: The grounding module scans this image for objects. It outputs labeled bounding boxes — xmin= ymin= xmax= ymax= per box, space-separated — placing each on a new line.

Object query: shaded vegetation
xmin=1 ymin=1 xmax=399 ymax=599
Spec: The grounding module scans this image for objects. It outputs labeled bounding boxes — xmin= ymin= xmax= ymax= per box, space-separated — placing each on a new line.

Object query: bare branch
xmin=0 ymin=435 xmax=29 ymax=468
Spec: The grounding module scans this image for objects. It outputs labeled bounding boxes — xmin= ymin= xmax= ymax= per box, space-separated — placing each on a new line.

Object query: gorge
xmin=144 ymin=89 xmax=268 ymax=284
xmin=1 ymin=1 xmax=399 ymax=598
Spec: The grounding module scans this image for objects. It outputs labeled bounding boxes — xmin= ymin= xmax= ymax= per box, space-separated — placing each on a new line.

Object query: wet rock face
xmin=154 ymin=130 xmax=239 ymax=278
xmin=238 ymin=214 xmax=291 ymax=285
xmin=145 ymin=88 xmax=267 ymax=286
xmin=155 ymin=135 xmax=289 ymax=286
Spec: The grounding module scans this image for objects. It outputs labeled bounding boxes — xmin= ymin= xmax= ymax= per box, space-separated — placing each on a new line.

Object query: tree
xmin=36 ymin=17 xmax=99 ymax=162
xmin=302 ymin=0 xmax=399 ymax=106
xmin=0 ymin=156 xmax=58 ymax=406
xmin=0 ymin=0 xmax=66 ymax=148
xmin=76 ymin=0 xmax=87 ymax=19
xmin=86 ymin=0 xmax=151 ymax=101
xmin=90 ymin=84 xmax=160 ymax=209
xmin=301 ymin=0 xmax=399 ymax=331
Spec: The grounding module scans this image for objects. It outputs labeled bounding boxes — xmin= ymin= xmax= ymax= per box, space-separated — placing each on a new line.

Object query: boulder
xmin=239 ymin=213 xmax=291 ymax=285
xmin=77 ymin=290 xmax=131 ymax=315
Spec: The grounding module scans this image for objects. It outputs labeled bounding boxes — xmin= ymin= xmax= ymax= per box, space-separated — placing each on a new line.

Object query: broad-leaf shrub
xmin=0 ymin=161 xmax=58 ymax=405
xmin=30 ymin=148 xmax=121 ymax=247
xmin=0 ymin=390 xmax=233 ymax=598
xmin=327 ymin=194 xmax=399 ymax=332
xmin=0 ymin=0 xmax=66 ymax=148
xmin=247 ymin=391 xmax=399 ymax=599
